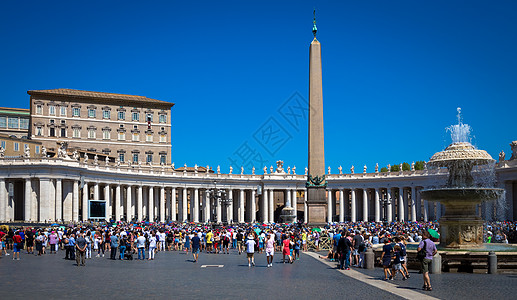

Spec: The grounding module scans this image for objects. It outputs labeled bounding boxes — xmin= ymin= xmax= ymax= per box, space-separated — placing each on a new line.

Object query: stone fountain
xmin=421 ymin=108 xmax=504 ymax=249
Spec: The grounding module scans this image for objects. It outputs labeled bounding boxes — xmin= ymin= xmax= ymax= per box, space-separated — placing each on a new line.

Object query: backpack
xmin=416 ymin=240 xmax=427 ymax=261
xmin=400 ymin=243 xmax=407 ymax=257
xmin=358 ymin=242 xmax=366 ymax=252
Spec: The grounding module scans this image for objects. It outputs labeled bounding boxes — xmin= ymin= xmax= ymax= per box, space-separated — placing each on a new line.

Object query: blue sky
xmin=1 ymin=1 xmax=516 ymax=173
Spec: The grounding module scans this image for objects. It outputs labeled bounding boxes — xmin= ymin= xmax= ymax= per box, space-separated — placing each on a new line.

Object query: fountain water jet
xmin=421 ymin=108 xmax=504 ymax=249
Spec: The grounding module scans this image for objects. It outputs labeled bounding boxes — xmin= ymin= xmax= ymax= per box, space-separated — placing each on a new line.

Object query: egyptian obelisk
xmin=306 ymin=10 xmax=327 ymax=225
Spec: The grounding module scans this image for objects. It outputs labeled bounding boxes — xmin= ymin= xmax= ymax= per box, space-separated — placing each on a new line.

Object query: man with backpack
xmin=418 ymin=230 xmax=437 ymax=291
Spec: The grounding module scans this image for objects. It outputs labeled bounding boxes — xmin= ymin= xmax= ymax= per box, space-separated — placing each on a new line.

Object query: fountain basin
xmin=421 ymin=188 xmax=504 ymax=249
xmin=280 ymin=206 xmax=296 ymax=223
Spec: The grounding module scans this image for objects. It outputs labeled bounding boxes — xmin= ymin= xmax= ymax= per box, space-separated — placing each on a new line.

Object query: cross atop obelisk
xmin=306 ymin=9 xmax=327 ymax=225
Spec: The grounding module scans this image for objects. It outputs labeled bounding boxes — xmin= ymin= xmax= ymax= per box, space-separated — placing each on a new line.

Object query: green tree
xmin=380 ymin=167 xmax=388 ymax=173
xmin=402 ymin=162 xmax=411 ymax=171
xmin=414 ymin=160 xmax=425 ymax=170
xmin=390 ymin=164 xmax=400 ymax=172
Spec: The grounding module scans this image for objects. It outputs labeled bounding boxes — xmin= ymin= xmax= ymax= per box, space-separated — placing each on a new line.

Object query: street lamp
xmin=206 ymin=181 xmax=232 ymax=224
xmin=380 ymin=194 xmax=391 ymax=223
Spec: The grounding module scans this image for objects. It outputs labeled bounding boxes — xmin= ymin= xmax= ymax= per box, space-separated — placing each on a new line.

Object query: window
xmin=118 ymin=132 xmax=125 ymax=140
xmin=146 ymin=113 xmax=153 ymax=122
xmin=49 ymin=105 xmax=56 ymax=115
xmin=103 ymin=130 xmax=110 ymax=140
xmin=118 ymin=111 xmax=125 ymax=120
xmin=132 ymin=133 xmax=139 ymax=141
xmin=14 ymin=142 xmax=19 ymax=152
xmin=73 ymin=128 xmax=80 ymax=138
xmin=88 ymin=129 xmax=96 ymax=139
xmin=36 ymin=105 xmax=42 ymax=115
xmin=160 ymin=154 xmax=166 ymax=165
xmin=159 ymin=115 xmax=166 ymax=123
xmin=60 ymin=128 xmax=66 ymax=137
xmin=133 ymin=125 xmax=138 ymax=129
xmin=88 ymin=108 xmax=96 ymax=118
xmin=50 ymin=119 xmax=55 ymax=124
xmin=60 ymin=106 xmax=66 ymax=116
xmin=1 ymin=141 xmax=5 ymax=149
xmin=36 ymin=126 xmax=42 ymax=136
xmin=160 ymin=134 xmax=166 ymax=143
xmin=20 ymin=118 xmax=29 ymax=129
xmin=132 ymin=154 xmax=138 ymax=163
xmin=49 ymin=127 xmax=55 ymax=137
xmin=103 ymin=110 xmax=110 ymax=119
xmin=146 ymin=134 xmax=152 ymax=142
xmin=35 ymin=146 xmax=40 ymax=154
xmin=119 ymin=153 xmax=125 ymax=162
xmin=8 ymin=117 xmax=19 ymax=129
xmin=132 ymin=112 xmax=139 ymax=121
xmin=0 ymin=116 xmax=6 ymax=128
xmin=72 ymin=107 xmax=80 ymax=117
xmin=146 ymin=154 xmax=152 ymax=163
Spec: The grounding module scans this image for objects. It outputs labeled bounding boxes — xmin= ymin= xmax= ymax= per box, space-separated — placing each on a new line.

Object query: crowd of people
xmin=1 ymin=220 xmax=516 ymax=290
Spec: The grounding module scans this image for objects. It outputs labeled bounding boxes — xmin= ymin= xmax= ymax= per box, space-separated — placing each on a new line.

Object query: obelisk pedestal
xmin=306 ymin=14 xmax=328 ymax=226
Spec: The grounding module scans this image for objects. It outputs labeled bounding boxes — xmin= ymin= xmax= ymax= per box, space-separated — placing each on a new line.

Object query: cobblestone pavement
xmin=0 ymin=249 xmax=398 ymax=300
xmin=2 ymin=249 xmax=516 ymax=299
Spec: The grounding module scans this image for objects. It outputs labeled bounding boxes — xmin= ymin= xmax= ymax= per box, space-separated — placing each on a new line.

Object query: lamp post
xmin=380 ymin=193 xmax=391 ymax=223
xmin=206 ymin=181 xmax=232 ymax=224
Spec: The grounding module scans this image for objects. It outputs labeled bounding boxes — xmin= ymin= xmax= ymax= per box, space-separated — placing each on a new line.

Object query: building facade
xmin=28 ymin=89 xmax=174 ymax=165
xmin=0 ymin=107 xmax=30 ymax=138
xmin=0 ymin=152 xmax=516 ymax=223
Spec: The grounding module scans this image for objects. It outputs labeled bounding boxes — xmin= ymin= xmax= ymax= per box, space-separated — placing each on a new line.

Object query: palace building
xmin=28 ymin=89 xmax=174 ymax=165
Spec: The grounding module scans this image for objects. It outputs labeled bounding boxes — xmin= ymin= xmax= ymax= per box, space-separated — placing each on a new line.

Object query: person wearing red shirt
xmin=12 ymin=231 xmax=22 ymax=260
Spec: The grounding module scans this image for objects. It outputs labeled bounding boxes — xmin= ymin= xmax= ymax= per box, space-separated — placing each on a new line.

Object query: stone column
xmin=182 ymin=187 xmax=188 ymax=222
xmin=55 ymin=179 xmax=62 ymax=222
xmin=82 ymin=182 xmax=89 ymax=221
xmin=72 ymin=180 xmax=79 ymax=222
xmin=160 ymin=186 xmax=165 ymax=223
xmin=137 ymin=186 xmax=143 ymax=221
xmin=228 ymin=189 xmax=234 ymax=223
xmin=114 ymin=184 xmax=121 ymax=221
xmin=268 ymin=189 xmax=274 ymax=223
xmin=63 ymin=181 xmax=72 ymax=221
xmin=48 ymin=179 xmax=56 ymax=221
xmin=148 ymin=186 xmax=154 ymax=222
xmin=204 ymin=189 xmax=210 ymax=222
xmin=239 ymin=189 xmax=245 ymax=223
xmin=339 ymin=189 xmax=344 ymax=223
xmin=0 ymin=179 xmax=5 ymax=222
xmin=398 ymin=187 xmax=405 ymax=222
xmin=25 ymin=178 xmax=32 ymax=222
xmin=304 ymin=189 xmax=308 ymax=223
xmin=374 ymin=188 xmax=380 ymax=222
xmin=251 ymin=189 xmax=256 ymax=222
xmin=436 ymin=203 xmax=442 ymax=220
xmin=291 ymin=189 xmax=297 ymax=209
xmin=362 ymin=189 xmax=368 ymax=221
xmin=423 ymin=199 xmax=429 ymax=222
xmin=104 ymin=185 xmax=111 ymax=220
xmin=193 ymin=188 xmax=199 ymax=223
xmin=262 ymin=189 xmax=269 ymax=223
xmin=351 ymin=189 xmax=356 ymax=222
xmin=387 ymin=188 xmax=393 ymax=222
xmin=171 ymin=187 xmax=177 ymax=221
xmin=40 ymin=178 xmax=51 ymax=222
xmin=127 ymin=186 xmax=133 ymax=221
xmin=327 ymin=189 xmax=333 ymax=223
xmin=216 ymin=192 xmax=222 ymax=223
xmin=411 ymin=187 xmax=417 ymax=222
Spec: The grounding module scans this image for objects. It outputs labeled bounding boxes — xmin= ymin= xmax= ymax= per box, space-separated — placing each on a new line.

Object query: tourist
xmin=119 ymin=235 xmax=127 ymax=260
xmin=265 ymin=232 xmax=275 ymax=268
xmin=75 ymin=232 xmax=87 ymax=266
xmin=137 ymin=233 xmax=146 ymax=260
xmin=12 ymin=230 xmax=22 ymax=260
xmin=380 ymin=238 xmax=393 ymax=280
xmin=48 ymin=231 xmax=58 ymax=254
xmin=395 ymin=236 xmax=410 ymax=278
xmin=206 ymin=230 xmax=213 ymax=253
xmin=302 ymin=230 xmax=307 ymax=252
xmin=352 ymin=231 xmax=363 ymax=267
xmin=35 ymin=231 xmax=46 ymax=256
xmin=293 ymin=236 xmax=301 ymax=260
xmin=282 ymin=234 xmax=292 ymax=264
xmin=337 ymin=231 xmax=352 ymax=270
xmin=392 ymin=245 xmax=407 ymax=280
xmin=110 ymin=233 xmax=119 ymax=260
xmin=245 ymin=234 xmax=256 ymax=267
xmin=191 ymin=231 xmax=201 ymax=263
xmin=418 ymin=230 xmax=437 ymax=291
xmin=148 ymin=231 xmax=157 ymax=260
xmin=236 ymin=230 xmax=243 ymax=254
xmin=222 ymin=231 xmax=230 ymax=254
xmin=25 ymin=228 xmax=34 ymax=254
